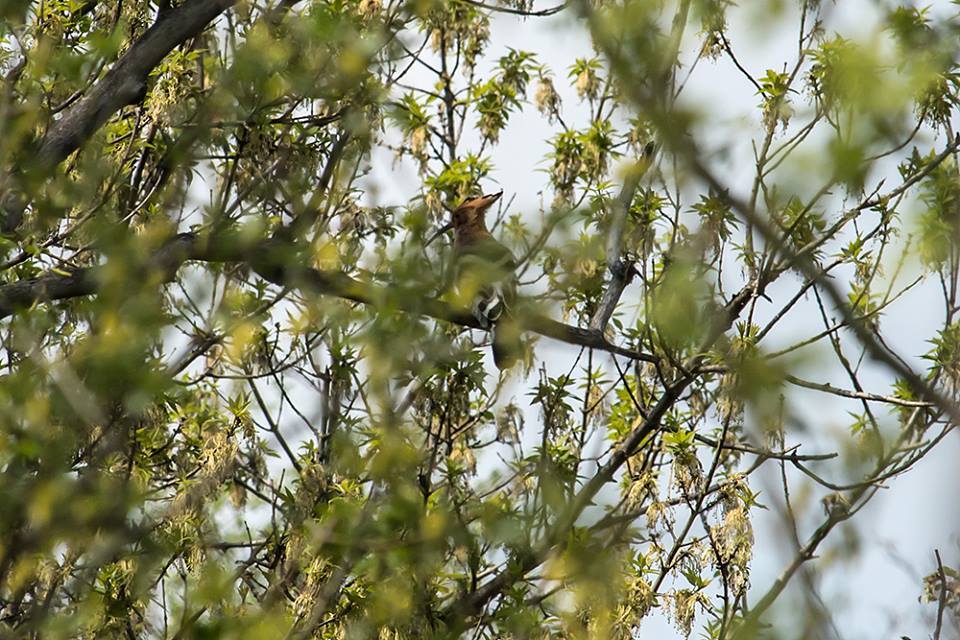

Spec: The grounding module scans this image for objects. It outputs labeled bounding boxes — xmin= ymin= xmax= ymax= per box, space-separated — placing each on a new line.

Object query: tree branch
xmin=0 ymin=231 xmax=659 ymax=363
xmin=39 ymin=0 xmax=236 ymax=169
xmin=785 ymin=374 xmax=934 ymax=408
xmin=2 ymin=0 xmax=238 ymax=232
xmin=459 ymin=0 xmax=568 ymax=17
xmin=589 ymin=145 xmax=654 ymax=332
xmin=439 ymin=282 xmax=757 ymax=630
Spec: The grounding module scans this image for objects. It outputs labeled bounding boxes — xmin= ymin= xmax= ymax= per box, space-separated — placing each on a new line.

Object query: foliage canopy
xmin=0 ymin=0 xmax=959 ymax=638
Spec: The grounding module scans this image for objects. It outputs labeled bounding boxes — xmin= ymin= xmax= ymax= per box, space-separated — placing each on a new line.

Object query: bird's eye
xmin=464 ymin=195 xmax=478 ymax=202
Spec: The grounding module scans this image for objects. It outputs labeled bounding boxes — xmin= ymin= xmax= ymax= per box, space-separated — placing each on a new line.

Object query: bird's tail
xmin=492 ymin=316 xmax=522 ymax=370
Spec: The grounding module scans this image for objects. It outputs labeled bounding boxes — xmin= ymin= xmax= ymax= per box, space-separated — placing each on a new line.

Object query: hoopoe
xmin=449 ymin=190 xmax=521 ymax=369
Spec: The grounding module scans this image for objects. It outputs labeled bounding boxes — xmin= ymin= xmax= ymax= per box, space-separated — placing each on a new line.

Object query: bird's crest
xmin=452 ymin=190 xmax=503 ymax=228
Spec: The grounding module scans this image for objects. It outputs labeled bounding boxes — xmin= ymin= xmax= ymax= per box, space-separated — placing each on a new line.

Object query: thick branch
xmin=0 ymin=233 xmax=197 ymax=317
xmin=39 ymin=0 xmax=235 ymax=169
xmin=2 ymin=0 xmax=237 ymax=232
xmin=0 ymin=232 xmax=659 ymax=363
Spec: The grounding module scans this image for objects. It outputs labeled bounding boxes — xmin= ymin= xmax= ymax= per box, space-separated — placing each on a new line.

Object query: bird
xmin=449 ymin=190 xmax=522 ymax=369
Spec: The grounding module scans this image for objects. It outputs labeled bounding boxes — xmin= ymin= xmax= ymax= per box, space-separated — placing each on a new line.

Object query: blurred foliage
xmin=0 ymin=0 xmax=958 ymax=639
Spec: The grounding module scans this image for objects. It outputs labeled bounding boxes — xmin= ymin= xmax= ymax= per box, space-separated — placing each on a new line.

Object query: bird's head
xmin=451 ymin=190 xmax=503 ymax=230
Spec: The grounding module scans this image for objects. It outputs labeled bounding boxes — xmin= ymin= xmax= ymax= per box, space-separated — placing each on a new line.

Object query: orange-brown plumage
xmin=449 ymin=191 xmax=521 ymax=369
xmin=452 ymin=192 xmax=503 ymax=248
